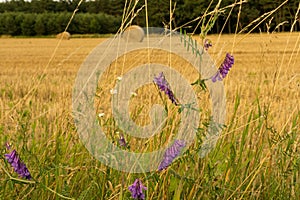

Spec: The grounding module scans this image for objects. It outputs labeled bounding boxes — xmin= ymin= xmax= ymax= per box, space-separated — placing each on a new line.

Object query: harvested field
xmin=0 ymin=32 xmax=299 ymax=199
xmin=0 ymin=33 xmax=298 ymax=128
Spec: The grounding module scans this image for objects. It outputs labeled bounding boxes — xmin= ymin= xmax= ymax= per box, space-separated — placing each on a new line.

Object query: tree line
xmin=0 ymin=12 xmax=120 ymax=36
xmin=0 ymin=0 xmax=298 ymax=36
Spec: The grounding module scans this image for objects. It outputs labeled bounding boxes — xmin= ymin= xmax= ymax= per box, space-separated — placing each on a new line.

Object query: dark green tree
xmin=2 ymin=13 xmax=20 ymax=35
xmin=34 ymin=14 xmax=47 ymax=35
xmin=45 ymin=13 xmax=59 ymax=34
xmin=21 ymin=13 xmax=36 ymax=36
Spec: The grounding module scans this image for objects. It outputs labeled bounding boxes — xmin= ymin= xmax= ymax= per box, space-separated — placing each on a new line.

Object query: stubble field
xmin=0 ymin=32 xmax=299 ymax=199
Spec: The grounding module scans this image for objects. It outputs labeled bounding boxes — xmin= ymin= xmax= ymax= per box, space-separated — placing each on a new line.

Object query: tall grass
xmin=0 ymin=0 xmax=299 ymax=199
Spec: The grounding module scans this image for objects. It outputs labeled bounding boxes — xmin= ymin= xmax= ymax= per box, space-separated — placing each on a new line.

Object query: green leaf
xmin=191 ymin=78 xmax=207 ymax=91
xmin=169 ymin=176 xmax=179 ymax=192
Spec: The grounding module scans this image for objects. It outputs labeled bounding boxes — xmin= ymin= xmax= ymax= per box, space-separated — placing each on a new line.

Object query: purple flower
xmin=204 ymin=39 xmax=212 ymax=51
xmin=154 ymin=72 xmax=179 ymax=105
xmin=158 ymin=140 xmax=186 ymax=171
xmin=211 ymin=53 xmax=234 ymax=82
xmin=118 ymin=133 xmax=127 ymax=147
xmin=4 ymin=150 xmax=32 ymax=180
xmin=128 ymin=178 xmax=147 ymax=200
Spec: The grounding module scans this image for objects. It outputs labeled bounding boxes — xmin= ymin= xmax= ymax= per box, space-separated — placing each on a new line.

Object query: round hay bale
xmin=56 ymin=31 xmax=71 ymax=40
xmin=122 ymin=25 xmax=144 ymax=42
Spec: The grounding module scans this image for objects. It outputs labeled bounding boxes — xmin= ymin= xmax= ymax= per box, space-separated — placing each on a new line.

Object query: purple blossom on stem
xmin=211 ymin=53 xmax=234 ymax=82
xmin=128 ymin=178 xmax=147 ymax=200
xmin=4 ymin=149 xmax=32 ymax=180
xmin=118 ymin=133 xmax=127 ymax=148
xmin=154 ymin=72 xmax=179 ymax=105
xmin=203 ymin=39 xmax=212 ymax=51
xmin=158 ymin=140 xmax=186 ymax=171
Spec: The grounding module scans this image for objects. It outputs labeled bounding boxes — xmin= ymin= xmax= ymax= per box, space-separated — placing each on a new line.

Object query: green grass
xmin=1 ymin=92 xmax=299 ymax=199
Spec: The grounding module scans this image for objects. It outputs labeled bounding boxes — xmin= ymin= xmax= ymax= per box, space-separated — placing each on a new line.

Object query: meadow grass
xmin=0 ymin=31 xmax=299 ymax=199
xmin=0 ymin=0 xmax=300 ymax=198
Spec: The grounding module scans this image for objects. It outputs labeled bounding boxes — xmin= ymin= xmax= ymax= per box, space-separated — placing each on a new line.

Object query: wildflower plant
xmin=3 ymin=143 xmax=31 ymax=180
xmin=118 ymin=133 xmax=128 ymax=148
xmin=4 ymin=149 xmax=32 ymax=180
xmin=153 ymin=72 xmax=179 ymax=106
xmin=73 ymin=1 xmax=232 ymax=198
xmin=1 ymin=142 xmax=76 ymax=199
xmin=158 ymin=140 xmax=186 ymax=171
xmin=203 ymin=38 xmax=212 ymax=51
xmin=128 ymin=178 xmax=147 ymax=200
xmin=211 ymin=53 xmax=234 ymax=82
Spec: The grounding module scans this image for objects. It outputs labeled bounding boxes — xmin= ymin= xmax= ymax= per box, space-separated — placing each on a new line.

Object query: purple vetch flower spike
xmin=211 ymin=53 xmax=234 ymax=82
xmin=153 ymin=72 xmax=179 ymax=105
xmin=4 ymin=149 xmax=32 ymax=180
xmin=203 ymin=39 xmax=212 ymax=51
xmin=128 ymin=178 xmax=147 ymax=200
xmin=158 ymin=140 xmax=186 ymax=171
xmin=118 ymin=133 xmax=127 ymax=147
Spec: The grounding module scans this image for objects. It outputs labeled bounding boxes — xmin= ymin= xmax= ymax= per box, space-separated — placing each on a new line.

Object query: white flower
xmin=110 ymin=89 xmax=117 ymax=94
xmin=117 ymin=76 xmax=122 ymax=81
xmin=130 ymin=92 xmax=137 ymax=97
xmin=98 ymin=113 xmax=105 ymax=117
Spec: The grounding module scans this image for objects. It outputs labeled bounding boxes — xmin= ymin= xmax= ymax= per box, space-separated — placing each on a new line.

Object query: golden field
xmin=0 ymin=33 xmax=299 ymax=132
xmin=0 ymin=32 xmax=299 ymax=199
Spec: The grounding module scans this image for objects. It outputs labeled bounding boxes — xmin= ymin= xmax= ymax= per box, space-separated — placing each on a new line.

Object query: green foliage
xmin=0 ymin=12 xmax=22 ymax=35
xmin=21 ymin=14 xmax=36 ymax=36
xmin=34 ymin=14 xmax=47 ymax=35
xmin=0 ymin=0 xmax=299 ymax=36
xmin=0 ymin=12 xmax=121 ymax=36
